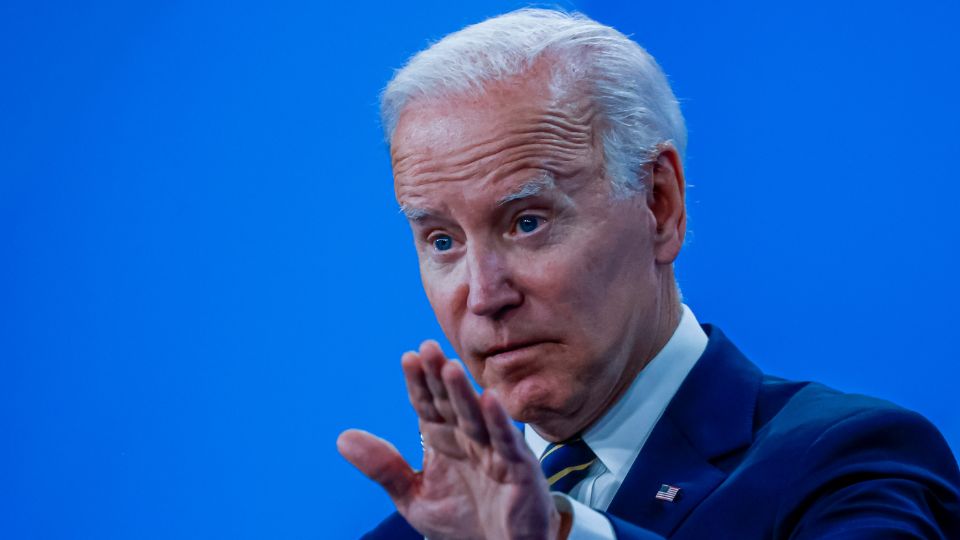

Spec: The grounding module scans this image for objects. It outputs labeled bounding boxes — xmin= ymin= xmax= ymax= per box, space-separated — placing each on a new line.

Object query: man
xmin=337 ymin=9 xmax=960 ymax=539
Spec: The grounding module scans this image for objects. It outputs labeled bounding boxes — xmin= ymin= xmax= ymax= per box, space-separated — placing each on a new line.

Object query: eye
xmin=516 ymin=215 xmax=541 ymax=234
xmin=432 ymin=234 xmax=454 ymax=252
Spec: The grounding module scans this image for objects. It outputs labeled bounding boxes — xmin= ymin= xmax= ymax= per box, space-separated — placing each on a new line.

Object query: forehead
xmin=390 ymin=72 xmax=600 ymax=214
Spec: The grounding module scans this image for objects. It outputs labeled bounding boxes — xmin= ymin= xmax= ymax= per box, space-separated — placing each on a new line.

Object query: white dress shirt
xmin=524 ymin=304 xmax=708 ymax=539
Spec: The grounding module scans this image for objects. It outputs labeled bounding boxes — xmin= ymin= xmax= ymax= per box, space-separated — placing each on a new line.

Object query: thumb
xmin=337 ymin=429 xmax=417 ymax=505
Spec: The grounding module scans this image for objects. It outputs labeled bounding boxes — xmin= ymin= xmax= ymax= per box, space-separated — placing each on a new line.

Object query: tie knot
xmin=539 ymin=438 xmax=597 ymax=494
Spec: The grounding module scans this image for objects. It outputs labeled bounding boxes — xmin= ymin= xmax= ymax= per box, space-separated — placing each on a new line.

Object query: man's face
xmin=391 ymin=71 xmax=672 ymax=439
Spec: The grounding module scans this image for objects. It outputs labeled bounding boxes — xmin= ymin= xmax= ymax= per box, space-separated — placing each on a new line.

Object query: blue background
xmin=2 ymin=1 xmax=957 ymax=538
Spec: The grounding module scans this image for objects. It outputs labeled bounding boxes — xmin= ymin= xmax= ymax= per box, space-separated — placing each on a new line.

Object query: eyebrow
xmin=399 ymin=204 xmax=431 ymax=222
xmin=398 ymin=174 xmax=558 ymax=223
xmin=496 ymin=174 xmax=557 ymax=207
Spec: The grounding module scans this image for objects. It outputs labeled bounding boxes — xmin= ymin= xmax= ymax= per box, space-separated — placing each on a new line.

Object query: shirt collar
xmin=525 ymin=304 xmax=708 ymax=483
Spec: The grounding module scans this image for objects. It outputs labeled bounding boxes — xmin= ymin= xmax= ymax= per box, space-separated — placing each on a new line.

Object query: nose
xmin=465 ymin=245 xmax=523 ymax=318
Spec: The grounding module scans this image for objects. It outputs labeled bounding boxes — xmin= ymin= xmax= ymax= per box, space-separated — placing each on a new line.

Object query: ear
xmin=645 ymin=146 xmax=686 ymax=265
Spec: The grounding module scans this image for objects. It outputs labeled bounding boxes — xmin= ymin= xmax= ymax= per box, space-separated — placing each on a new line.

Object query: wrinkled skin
xmin=339 ymin=341 xmax=562 ymax=540
xmin=338 ymin=60 xmax=686 ymax=539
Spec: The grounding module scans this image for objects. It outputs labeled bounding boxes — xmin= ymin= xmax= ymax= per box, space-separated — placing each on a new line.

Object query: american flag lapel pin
xmin=655 ymin=483 xmax=681 ymax=502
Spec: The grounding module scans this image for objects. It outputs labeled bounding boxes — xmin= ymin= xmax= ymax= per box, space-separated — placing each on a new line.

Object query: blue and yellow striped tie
xmin=539 ymin=438 xmax=597 ymax=494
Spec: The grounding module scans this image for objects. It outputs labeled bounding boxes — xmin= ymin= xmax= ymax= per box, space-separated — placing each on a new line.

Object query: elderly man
xmin=337 ymin=9 xmax=960 ymax=539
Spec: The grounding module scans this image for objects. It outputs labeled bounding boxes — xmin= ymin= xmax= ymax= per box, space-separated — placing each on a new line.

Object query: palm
xmin=407 ymin=450 xmax=485 ymax=538
xmin=338 ymin=341 xmax=559 ymax=540
xmin=412 ymin=434 xmax=543 ymax=539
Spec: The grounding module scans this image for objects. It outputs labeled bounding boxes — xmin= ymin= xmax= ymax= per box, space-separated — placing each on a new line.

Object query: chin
xmin=495 ymin=376 xmax=567 ymax=425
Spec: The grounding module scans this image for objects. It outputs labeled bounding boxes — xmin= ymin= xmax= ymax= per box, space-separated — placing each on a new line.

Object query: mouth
xmin=481 ymin=339 xmax=548 ymax=358
xmin=478 ymin=340 xmax=557 ymax=376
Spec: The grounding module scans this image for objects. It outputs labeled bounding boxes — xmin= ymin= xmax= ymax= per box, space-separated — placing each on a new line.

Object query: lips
xmin=480 ymin=340 xmax=530 ymax=357
xmin=480 ymin=339 xmax=550 ymax=359
xmin=477 ymin=340 xmax=556 ymax=377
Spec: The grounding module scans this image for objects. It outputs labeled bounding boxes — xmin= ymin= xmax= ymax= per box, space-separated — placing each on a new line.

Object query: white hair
xmin=380 ymin=8 xmax=687 ymax=195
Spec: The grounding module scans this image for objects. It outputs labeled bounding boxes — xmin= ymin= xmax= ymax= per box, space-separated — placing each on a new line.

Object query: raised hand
xmin=337 ymin=340 xmax=564 ymax=540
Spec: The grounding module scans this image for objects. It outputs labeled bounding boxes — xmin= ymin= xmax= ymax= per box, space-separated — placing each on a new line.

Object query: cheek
xmin=534 ymin=241 xmax=633 ymax=319
xmin=529 ymin=228 xmax=655 ymax=352
xmin=421 ymin=264 xmax=468 ymax=346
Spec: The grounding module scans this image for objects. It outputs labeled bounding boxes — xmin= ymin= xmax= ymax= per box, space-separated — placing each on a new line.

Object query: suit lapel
xmin=607 ymin=412 xmax=727 ymax=536
xmin=607 ymin=325 xmax=763 ymax=537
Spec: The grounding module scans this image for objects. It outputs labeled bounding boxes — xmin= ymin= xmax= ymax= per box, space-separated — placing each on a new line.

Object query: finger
xmin=419 ymin=341 xmax=456 ymax=422
xmin=401 ymin=351 xmax=442 ymax=422
xmin=419 ymin=421 xmax=468 ymax=459
xmin=337 ymin=429 xmax=417 ymax=506
xmin=480 ymin=391 xmax=528 ymax=462
xmin=442 ymin=361 xmax=489 ymax=444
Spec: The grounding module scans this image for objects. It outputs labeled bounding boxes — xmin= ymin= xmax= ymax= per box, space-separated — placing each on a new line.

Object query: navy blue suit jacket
xmin=362 ymin=326 xmax=960 ymax=539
